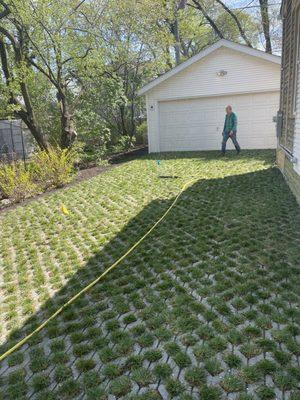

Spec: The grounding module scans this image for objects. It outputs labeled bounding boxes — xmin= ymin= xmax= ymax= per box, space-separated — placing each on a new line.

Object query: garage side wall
xmin=146 ymin=96 xmax=160 ymax=153
xmin=146 ymin=47 xmax=280 ymax=153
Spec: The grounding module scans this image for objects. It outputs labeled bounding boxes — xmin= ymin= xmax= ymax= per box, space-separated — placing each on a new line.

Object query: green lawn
xmin=0 ymin=150 xmax=299 ymax=400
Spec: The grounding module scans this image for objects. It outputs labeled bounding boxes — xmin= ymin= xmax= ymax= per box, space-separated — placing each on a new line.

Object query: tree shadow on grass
xmin=0 ymin=165 xmax=299 ymax=399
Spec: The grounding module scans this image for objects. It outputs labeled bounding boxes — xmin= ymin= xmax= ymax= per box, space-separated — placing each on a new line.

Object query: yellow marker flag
xmin=60 ymin=203 xmax=69 ymax=215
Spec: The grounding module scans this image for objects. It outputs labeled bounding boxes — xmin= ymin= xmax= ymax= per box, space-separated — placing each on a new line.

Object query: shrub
xmin=136 ymin=121 xmax=147 ymax=145
xmin=0 ymin=161 xmax=38 ymax=202
xmin=77 ymin=128 xmax=111 ymax=167
xmin=115 ymin=135 xmax=136 ymax=152
xmin=32 ymin=145 xmax=77 ymax=189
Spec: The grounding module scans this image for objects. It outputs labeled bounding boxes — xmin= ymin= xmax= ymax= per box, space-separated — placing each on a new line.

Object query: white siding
xmin=147 ymin=47 xmax=280 ymax=102
xmin=294 ymin=63 xmax=300 ymax=174
xmin=159 ymin=92 xmax=278 ymax=152
xmin=145 ymin=46 xmax=280 ymax=153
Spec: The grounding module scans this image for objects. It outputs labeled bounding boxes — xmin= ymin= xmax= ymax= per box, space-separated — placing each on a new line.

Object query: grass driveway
xmin=0 ymin=150 xmax=299 ymax=400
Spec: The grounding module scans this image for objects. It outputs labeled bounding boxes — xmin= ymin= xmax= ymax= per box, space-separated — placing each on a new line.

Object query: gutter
xmin=278 ymin=143 xmax=298 ymax=163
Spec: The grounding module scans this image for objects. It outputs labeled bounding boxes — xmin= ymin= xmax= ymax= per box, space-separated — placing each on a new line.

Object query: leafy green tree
xmin=0 ymin=0 xmax=106 ymax=148
xmin=0 ymin=0 xmax=280 ymax=155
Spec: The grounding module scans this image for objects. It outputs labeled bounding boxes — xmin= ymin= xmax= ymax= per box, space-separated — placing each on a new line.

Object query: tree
xmin=0 ymin=0 xmax=106 ymax=148
xmin=88 ymin=0 xmax=171 ymax=138
xmin=214 ymin=11 xmax=259 ymax=47
xmin=177 ymin=6 xmax=210 ymax=58
xmin=0 ymin=1 xmax=48 ymax=150
xmin=0 ymin=0 xmax=281 ymax=155
xmin=188 ymin=0 xmax=253 ymax=47
xmin=258 ymin=0 xmax=272 ymax=53
xmin=188 ymin=0 xmax=224 ymax=39
xmin=214 ymin=0 xmax=253 ymax=47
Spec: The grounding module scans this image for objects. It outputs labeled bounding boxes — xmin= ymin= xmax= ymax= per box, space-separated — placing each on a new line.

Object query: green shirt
xmin=224 ymin=112 xmax=237 ymax=133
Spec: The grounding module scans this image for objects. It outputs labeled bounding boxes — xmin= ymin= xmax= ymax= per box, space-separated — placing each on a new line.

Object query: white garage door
xmin=158 ymin=92 xmax=279 ymax=151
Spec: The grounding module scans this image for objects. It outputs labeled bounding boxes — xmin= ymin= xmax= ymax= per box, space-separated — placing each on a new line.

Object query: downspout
xmin=278 ymin=142 xmax=298 ymax=163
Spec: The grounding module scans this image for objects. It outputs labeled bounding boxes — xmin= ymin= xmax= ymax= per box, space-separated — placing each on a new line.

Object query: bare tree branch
xmin=61 ymin=46 xmax=93 ymax=66
xmin=214 ymin=0 xmax=252 ymax=47
xmin=188 ymin=0 xmax=224 ymax=39
xmin=28 ymin=57 xmax=58 ymax=87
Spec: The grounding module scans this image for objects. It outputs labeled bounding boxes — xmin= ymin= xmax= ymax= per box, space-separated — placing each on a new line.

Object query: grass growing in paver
xmin=0 ymin=150 xmax=299 ymax=399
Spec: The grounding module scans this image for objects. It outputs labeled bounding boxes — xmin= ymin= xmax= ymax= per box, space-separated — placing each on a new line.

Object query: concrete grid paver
xmin=0 ymin=150 xmax=299 ymax=399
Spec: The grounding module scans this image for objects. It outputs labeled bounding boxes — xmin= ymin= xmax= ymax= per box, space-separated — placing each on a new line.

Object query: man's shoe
xmin=236 ymin=149 xmax=241 ymax=154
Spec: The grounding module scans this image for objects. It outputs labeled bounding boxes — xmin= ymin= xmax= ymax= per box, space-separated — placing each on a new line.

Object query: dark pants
xmin=222 ymin=131 xmax=241 ymax=154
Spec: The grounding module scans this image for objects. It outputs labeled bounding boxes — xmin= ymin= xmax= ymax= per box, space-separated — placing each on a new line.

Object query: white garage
xmin=138 ymin=39 xmax=281 ymax=153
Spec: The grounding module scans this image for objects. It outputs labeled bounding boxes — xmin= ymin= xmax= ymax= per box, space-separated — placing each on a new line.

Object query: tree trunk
xmin=170 ymin=11 xmax=181 ymax=65
xmin=0 ymin=38 xmax=48 ymax=150
xmin=18 ymin=109 xmax=48 ymax=150
xmin=259 ymin=0 xmax=272 ymax=53
xmin=130 ymin=98 xmax=136 ymax=138
xmin=165 ymin=46 xmax=173 ymax=70
xmin=119 ymin=104 xmax=128 ymax=136
xmin=58 ymin=88 xmax=77 ymax=148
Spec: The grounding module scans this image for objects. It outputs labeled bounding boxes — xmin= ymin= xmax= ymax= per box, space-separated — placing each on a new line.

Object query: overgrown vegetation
xmin=0 ymin=161 xmax=38 ymax=202
xmin=0 ymin=0 xmax=280 ymax=155
xmin=0 ymin=146 xmax=78 ymax=203
xmin=0 ymin=151 xmax=299 ymax=399
xmin=31 ymin=146 xmax=79 ymax=189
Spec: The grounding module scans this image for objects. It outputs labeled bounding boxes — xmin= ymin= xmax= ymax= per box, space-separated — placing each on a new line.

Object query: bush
xmin=32 ymin=146 xmax=77 ymax=189
xmin=77 ymin=127 xmax=111 ymax=167
xmin=136 ymin=121 xmax=148 ymax=145
xmin=118 ymin=135 xmax=136 ymax=150
xmin=0 ymin=161 xmax=38 ymax=202
xmin=0 ymin=145 xmax=78 ymax=204
xmin=112 ymin=135 xmax=136 ymax=153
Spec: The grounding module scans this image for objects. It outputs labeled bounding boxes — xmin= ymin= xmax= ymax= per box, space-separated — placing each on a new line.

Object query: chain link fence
xmin=0 ymin=120 xmax=33 ymax=164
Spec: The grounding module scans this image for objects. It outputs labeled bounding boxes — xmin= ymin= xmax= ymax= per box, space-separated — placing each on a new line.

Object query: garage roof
xmin=138 ymin=39 xmax=281 ymax=96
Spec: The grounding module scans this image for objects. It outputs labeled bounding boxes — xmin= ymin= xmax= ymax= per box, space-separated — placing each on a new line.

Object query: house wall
xmin=294 ymin=62 xmax=300 ymax=175
xmin=277 ymin=0 xmax=300 ymax=204
xmin=277 ymin=149 xmax=300 ymax=203
xmin=279 ymin=0 xmax=298 ymax=151
xmin=146 ymin=46 xmax=280 ymax=152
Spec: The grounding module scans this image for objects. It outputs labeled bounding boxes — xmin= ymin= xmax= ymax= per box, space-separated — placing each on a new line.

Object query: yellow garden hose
xmin=0 ymin=178 xmax=195 ymax=362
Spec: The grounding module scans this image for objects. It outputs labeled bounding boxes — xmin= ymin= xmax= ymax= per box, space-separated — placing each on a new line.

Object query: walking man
xmin=221 ymin=105 xmax=241 ymax=155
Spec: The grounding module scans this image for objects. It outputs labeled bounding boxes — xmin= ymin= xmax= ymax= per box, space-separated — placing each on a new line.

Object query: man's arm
xmin=232 ymin=113 xmax=237 ymax=132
